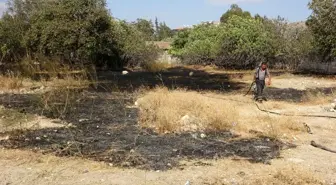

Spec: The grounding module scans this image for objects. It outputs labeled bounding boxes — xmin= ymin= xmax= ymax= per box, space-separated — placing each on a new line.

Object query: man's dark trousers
xmin=256 ymin=79 xmax=265 ymax=100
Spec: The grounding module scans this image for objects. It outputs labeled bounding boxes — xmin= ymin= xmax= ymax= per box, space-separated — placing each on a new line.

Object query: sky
xmin=107 ymin=0 xmax=312 ymax=28
xmin=0 ymin=0 xmax=312 ymax=28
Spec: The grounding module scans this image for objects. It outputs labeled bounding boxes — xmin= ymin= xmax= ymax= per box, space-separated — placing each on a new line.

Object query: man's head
xmin=261 ymin=62 xmax=267 ymax=70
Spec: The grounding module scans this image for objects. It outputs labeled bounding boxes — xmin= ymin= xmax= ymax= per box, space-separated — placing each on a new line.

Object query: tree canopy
xmin=307 ymin=0 xmax=336 ymax=62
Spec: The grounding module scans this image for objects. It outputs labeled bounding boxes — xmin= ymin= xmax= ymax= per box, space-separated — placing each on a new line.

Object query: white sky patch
xmin=0 ymin=2 xmax=6 ymax=16
xmin=207 ymin=0 xmax=264 ymax=5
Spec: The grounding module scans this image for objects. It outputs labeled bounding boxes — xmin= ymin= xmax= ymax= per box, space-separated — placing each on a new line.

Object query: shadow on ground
xmin=96 ymin=67 xmax=335 ymax=103
xmin=96 ymin=66 xmax=248 ymax=92
xmin=0 ymin=92 xmax=284 ymax=171
xmin=264 ymin=86 xmax=336 ymax=103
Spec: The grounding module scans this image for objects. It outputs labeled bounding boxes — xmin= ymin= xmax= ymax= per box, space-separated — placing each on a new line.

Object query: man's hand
xmin=267 ymin=79 xmax=271 ymax=86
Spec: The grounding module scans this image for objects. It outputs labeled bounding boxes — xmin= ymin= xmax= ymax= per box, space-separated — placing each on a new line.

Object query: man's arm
xmin=267 ymin=69 xmax=271 ymax=85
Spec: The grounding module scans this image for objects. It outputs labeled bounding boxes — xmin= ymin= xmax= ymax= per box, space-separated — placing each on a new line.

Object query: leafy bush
xmin=170 ymin=8 xmax=313 ymax=69
xmin=0 ymin=0 xmax=161 ymax=74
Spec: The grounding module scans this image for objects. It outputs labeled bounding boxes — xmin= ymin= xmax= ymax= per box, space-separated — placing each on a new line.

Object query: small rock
xmin=79 ymin=119 xmax=89 ymax=123
xmin=83 ymin=169 xmax=89 ymax=173
xmin=108 ymin=163 xmax=113 ymax=167
xmin=185 ymin=181 xmax=190 ymax=185
xmin=156 ymin=170 xmax=160 ymax=173
xmin=43 ymin=135 xmax=48 ymax=138
xmin=106 ymin=133 xmax=111 ymax=136
xmin=167 ymin=163 xmax=172 ymax=167
xmin=122 ymin=71 xmax=129 ymax=75
xmin=200 ymin=133 xmax=206 ymax=138
xmin=130 ymin=149 xmax=135 ymax=153
xmin=189 ymin=72 xmax=194 ymax=77
xmin=35 ymin=137 xmax=41 ymax=141
xmin=237 ymin=171 xmax=246 ymax=176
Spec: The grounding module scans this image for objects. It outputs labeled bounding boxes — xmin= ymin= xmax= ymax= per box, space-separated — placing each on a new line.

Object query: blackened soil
xmin=0 ymin=90 xmax=288 ymax=171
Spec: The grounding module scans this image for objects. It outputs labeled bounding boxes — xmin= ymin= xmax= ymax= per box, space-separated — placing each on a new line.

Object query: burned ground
xmin=0 ymin=91 xmax=285 ymax=171
xmin=1 ymin=68 xmax=334 ymax=171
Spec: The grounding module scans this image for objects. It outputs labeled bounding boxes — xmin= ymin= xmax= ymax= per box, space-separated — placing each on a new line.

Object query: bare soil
xmin=0 ymin=68 xmax=335 ymax=185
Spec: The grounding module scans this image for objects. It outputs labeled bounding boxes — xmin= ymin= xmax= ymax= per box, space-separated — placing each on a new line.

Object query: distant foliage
xmin=307 ymin=0 xmax=336 ymax=62
xmin=170 ymin=4 xmax=314 ymax=69
xmin=0 ymin=0 xmax=164 ymax=73
xmin=220 ymin=4 xmax=252 ymax=24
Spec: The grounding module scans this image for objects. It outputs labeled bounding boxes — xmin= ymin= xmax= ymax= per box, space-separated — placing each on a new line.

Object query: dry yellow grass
xmin=240 ymin=116 xmax=305 ymax=139
xmin=142 ymin=61 xmax=172 ymax=73
xmin=248 ymin=166 xmax=325 ymax=185
xmin=0 ymin=75 xmax=24 ymax=90
xmin=137 ymin=87 xmax=239 ymax=133
xmin=137 ymin=88 xmax=305 ymax=138
xmin=301 ymin=89 xmax=335 ymax=105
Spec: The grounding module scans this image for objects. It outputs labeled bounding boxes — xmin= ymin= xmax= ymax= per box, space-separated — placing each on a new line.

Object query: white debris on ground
xmin=122 ymin=71 xmax=129 ymax=75
xmin=330 ymin=99 xmax=336 ymax=112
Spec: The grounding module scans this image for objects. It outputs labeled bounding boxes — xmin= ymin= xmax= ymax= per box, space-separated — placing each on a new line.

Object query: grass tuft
xmin=137 ymin=87 xmax=239 ymax=134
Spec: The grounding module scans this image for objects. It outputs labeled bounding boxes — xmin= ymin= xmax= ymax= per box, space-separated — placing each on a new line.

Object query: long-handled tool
xmin=244 ymin=81 xmax=256 ymax=96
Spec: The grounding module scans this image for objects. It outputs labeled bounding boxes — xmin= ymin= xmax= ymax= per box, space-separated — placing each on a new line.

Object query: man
xmin=254 ymin=62 xmax=271 ymax=101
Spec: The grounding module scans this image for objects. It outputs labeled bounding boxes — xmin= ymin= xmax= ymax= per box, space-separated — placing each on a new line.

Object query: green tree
xmin=112 ymin=20 xmax=159 ymax=68
xmin=220 ymin=4 xmax=251 ymax=24
xmin=307 ymin=0 xmax=336 ymax=61
xmin=0 ymin=0 xmax=39 ymax=63
xmin=23 ymin=0 xmax=120 ymax=68
xmin=169 ymin=29 xmax=191 ymax=56
xmin=154 ymin=17 xmax=159 ymax=39
xmin=217 ymin=15 xmax=275 ymax=68
xmin=132 ymin=18 xmax=155 ymax=41
xmin=157 ymin=22 xmax=173 ymax=41
xmin=179 ymin=24 xmax=222 ymax=64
